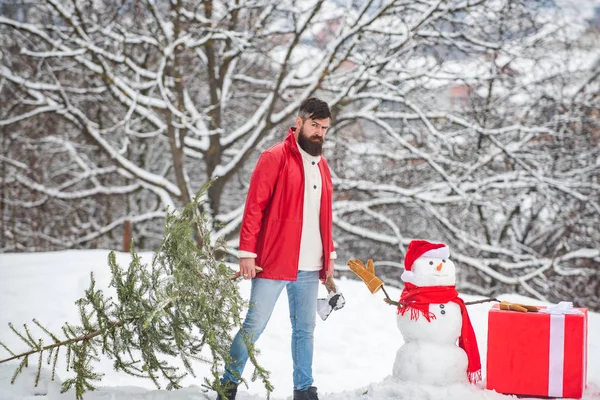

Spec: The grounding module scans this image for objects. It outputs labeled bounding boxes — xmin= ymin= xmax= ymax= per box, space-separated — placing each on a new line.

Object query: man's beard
xmin=297 ymin=126 xmax=324 ymax=156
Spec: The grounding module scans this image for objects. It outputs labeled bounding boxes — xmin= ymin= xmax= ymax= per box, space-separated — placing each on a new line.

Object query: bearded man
xmin=217 ymin=97 xmax=336 ymax=400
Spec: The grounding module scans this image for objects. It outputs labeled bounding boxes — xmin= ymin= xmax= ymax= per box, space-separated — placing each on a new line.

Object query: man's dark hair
xmin=298 ymin=97 xmax=331 ymax=120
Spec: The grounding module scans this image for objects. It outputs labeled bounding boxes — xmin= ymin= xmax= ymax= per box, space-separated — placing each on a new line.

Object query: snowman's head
xmin=409 ymin=256 xmax=456 ymax=287
xmin=400 ymin=240 xmax=456 ymax=287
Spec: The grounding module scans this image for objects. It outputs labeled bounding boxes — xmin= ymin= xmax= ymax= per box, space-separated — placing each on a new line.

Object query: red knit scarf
xmin=397 ymin=283 xmax=482 ymax=384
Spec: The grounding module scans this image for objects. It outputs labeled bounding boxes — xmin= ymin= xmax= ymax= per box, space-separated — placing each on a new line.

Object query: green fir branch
xmin=33 ymin=319 xmax=60 ymax=344
xmin=0 ymin=340 xmax=15 ymax=357
xmin=46 ymin=347 xmax=53 ymax=366
xmin=11 ymin=355 xmax=28 ymax=385
xmin=8 ymin=323 xmax=35 ymax=348
xmin=35 ymin=341 xmax=42 ymax=387
xmin=0 ymin=320 xmax=127 ymax=365
xmin=51 ymin=345 xmax=59 ymax=381
xmin=65 ymin=342 xmax=71 ymax=372
xmin=23 ymin=324 xmax=39 ymax=350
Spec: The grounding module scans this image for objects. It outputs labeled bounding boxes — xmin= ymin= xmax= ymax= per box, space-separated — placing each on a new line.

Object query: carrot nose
xmin=436 ymin=263 xmax=443 ymax=271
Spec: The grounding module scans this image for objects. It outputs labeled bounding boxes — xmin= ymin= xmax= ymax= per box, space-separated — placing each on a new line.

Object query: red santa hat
xmin=401 ymin=240 xmax=449 ymax=283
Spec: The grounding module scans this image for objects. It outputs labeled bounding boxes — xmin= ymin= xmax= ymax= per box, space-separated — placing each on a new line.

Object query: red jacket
xmin=239 ymin=128 xmax=334 ymax=281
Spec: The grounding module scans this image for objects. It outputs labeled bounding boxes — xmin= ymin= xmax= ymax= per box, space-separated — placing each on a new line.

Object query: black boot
xmin=216 ymin=381 xmax=238 ymax=400
xmin=293 ymin=386 xmax=319 ymax=400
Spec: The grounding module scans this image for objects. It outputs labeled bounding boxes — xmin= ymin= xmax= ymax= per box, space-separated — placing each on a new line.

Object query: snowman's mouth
xmin=434 ymin=273 xmax=449 ymax=277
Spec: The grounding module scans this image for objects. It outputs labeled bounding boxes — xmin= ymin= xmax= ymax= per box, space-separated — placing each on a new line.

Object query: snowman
xmin=392 ymin=240 xmax=481 ymax=385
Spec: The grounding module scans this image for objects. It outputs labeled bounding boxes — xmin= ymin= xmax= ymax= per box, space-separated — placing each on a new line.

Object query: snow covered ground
xmin=0 ymin=250 xmax=598 ymax=400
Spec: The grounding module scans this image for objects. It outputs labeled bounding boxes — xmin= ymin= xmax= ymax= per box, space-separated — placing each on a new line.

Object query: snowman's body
xmin=393 ymin=254 xmax=469 ymax=385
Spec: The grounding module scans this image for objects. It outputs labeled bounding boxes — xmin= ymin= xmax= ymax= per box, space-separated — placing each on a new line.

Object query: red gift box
xmin=487 ymin=303 xmax=588 ymax=398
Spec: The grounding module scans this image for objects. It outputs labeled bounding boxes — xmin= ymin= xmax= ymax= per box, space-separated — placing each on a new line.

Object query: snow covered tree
xmin=327 ymin=1 xmax=600 ymax=309
xmin=0 ymin=184 xmax=273 ymax=399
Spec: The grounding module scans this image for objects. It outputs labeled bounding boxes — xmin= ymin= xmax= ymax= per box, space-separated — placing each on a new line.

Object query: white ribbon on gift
xmin=540 ymin=302 xmax=583 ymax=397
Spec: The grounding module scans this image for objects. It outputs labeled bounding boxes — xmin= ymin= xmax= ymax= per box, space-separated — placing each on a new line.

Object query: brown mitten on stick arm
xmin=500 ymin=301 xmax=527 ymax=312
xmin=347 ymin=259 xmax=384 ymax=294
xmin=516 ymin=303 xmax=539 ymax=312
xmin=499 ymin=301 xmax=538 ymax=312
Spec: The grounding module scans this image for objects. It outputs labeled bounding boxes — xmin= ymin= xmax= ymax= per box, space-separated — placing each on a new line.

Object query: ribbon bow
xmin=540 ymin=301 xmax=583 ymax=315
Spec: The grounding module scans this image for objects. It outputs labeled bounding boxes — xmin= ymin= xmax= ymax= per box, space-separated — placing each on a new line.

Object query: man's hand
xmin=323 ymin=274 xmax=336 ymax=293
xmin=239 ymin=257 xmax=258 ymax=280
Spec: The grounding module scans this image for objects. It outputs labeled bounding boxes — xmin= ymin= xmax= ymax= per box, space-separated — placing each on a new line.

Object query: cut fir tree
xmin=0 ymin=184 xmax=273 ymax=399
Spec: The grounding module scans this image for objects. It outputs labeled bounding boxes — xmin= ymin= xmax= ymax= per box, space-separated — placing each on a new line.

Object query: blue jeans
xmin=222 ymin=270 xmax=319 ymax=391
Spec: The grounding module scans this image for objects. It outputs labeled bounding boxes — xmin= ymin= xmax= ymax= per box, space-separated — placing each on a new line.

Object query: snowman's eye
xmin=442 ymin=259 xmax=446 ymax=263
xmin=429 ymin=261 xmax=433 ymax=265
